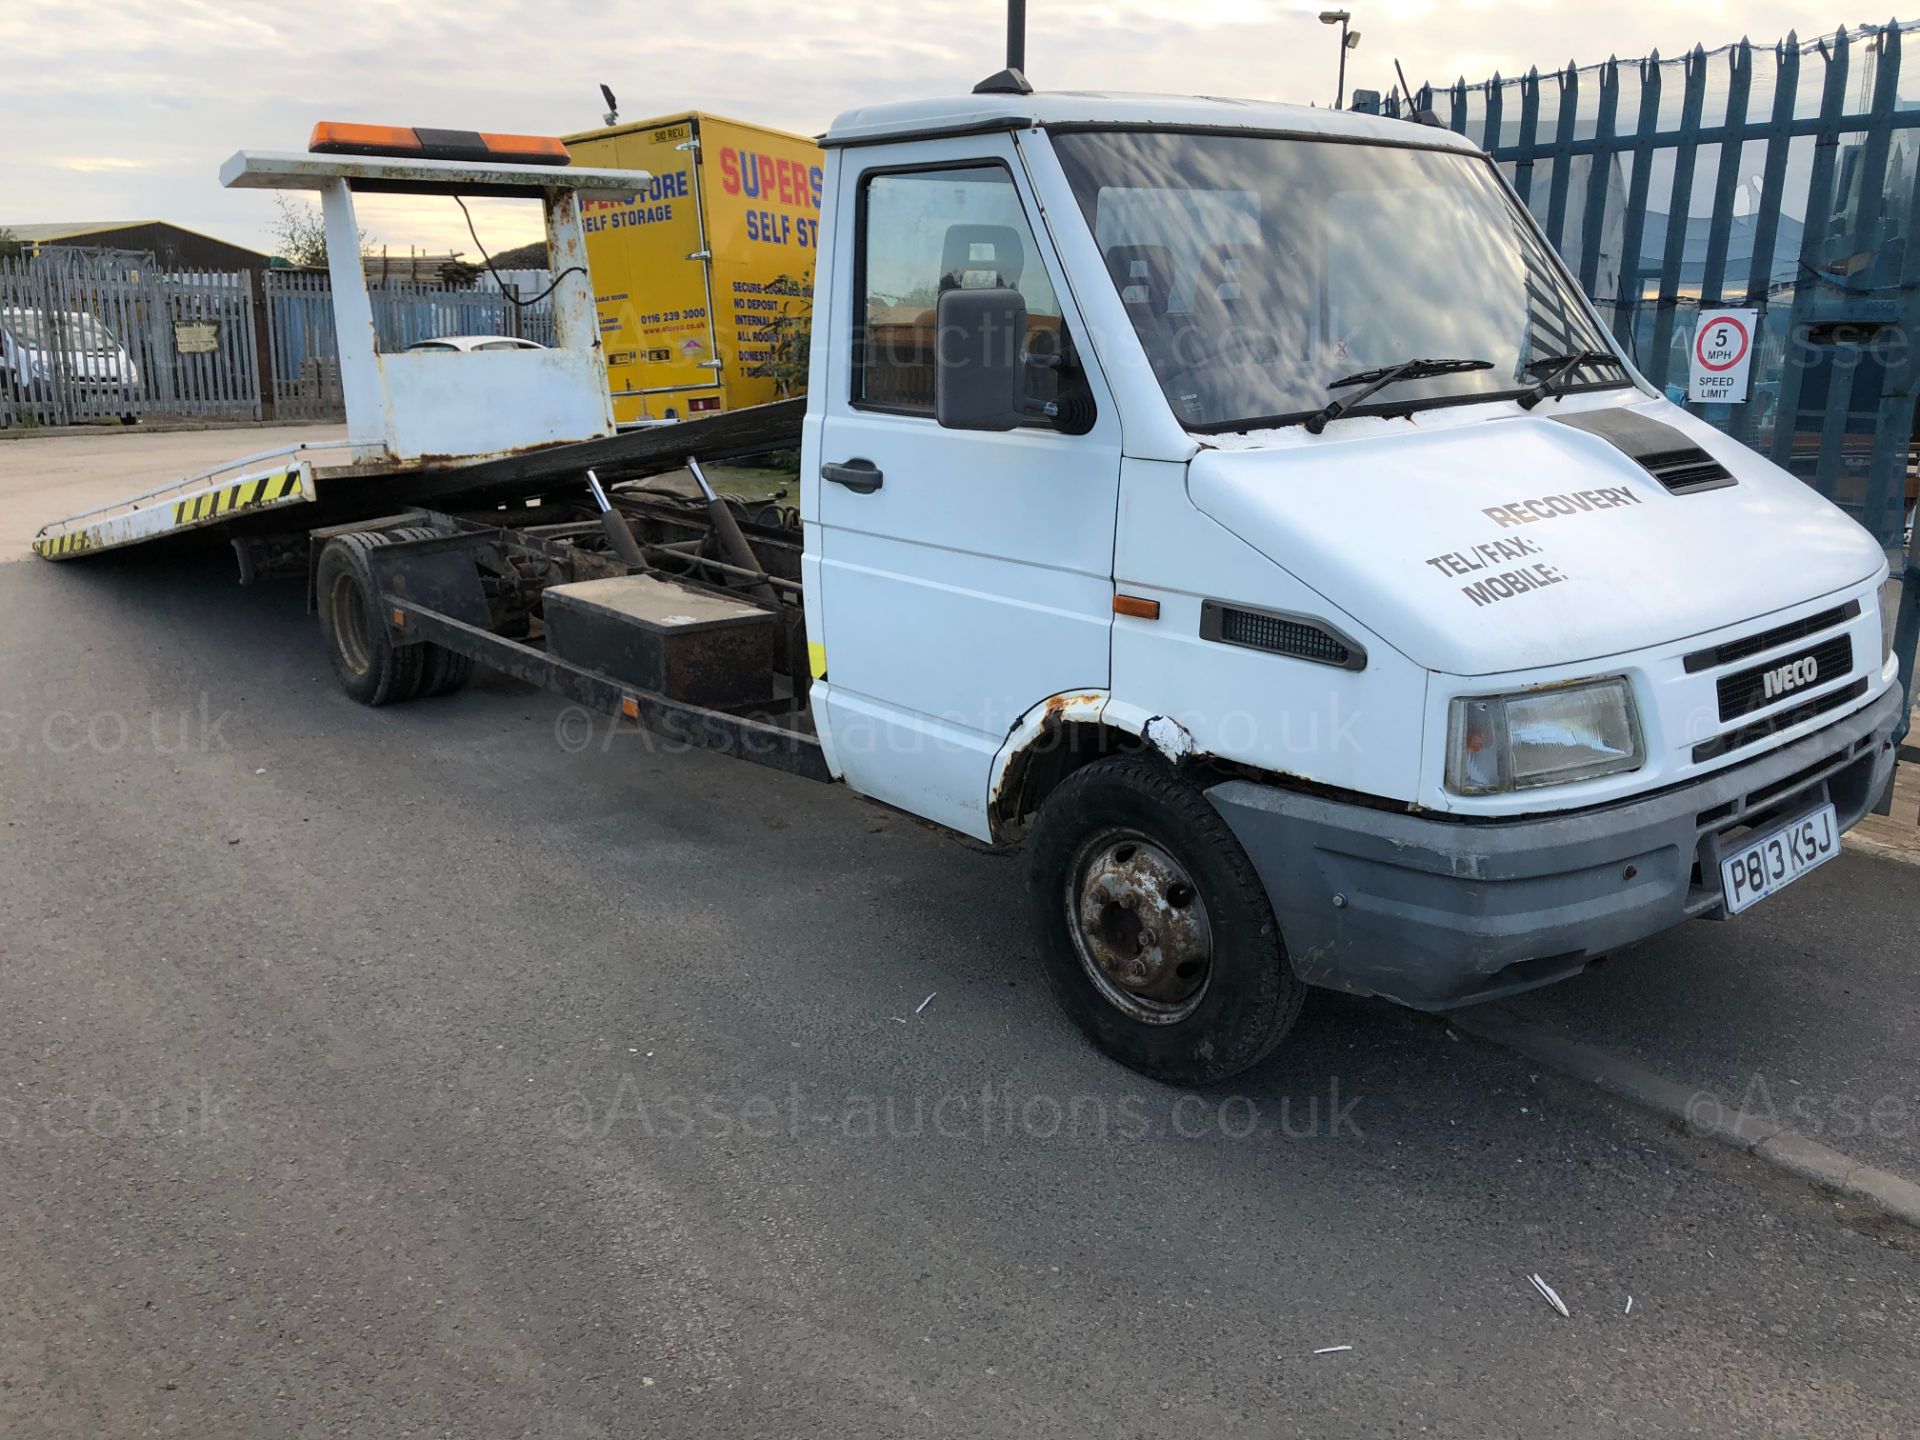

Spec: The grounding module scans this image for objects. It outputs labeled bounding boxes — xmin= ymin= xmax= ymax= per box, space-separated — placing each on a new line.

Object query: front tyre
xmin=1025 ymin=755 xmax=1303 ymax=1085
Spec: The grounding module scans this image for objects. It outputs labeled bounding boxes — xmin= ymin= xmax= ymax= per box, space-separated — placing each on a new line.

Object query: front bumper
xmin=1207 ymin=682 xmax=1903 ymax=1010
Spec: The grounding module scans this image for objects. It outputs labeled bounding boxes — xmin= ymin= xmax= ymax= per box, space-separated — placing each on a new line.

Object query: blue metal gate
xmin=1395 ymin=23 xmax=1920 ymax=749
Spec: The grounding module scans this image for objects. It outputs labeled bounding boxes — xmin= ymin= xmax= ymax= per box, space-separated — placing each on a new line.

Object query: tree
xmin=0 ymin=228 xmax=21 ymax=262
xmin=486 ymin=240 xmax=550 ymax=271
xmin=762 ymin=270 xmax=813 ymax=399
xmin=268 ymin=194 xmax=370 ymax=269
xmin=436 ymin=257 xmax=482 ymax=289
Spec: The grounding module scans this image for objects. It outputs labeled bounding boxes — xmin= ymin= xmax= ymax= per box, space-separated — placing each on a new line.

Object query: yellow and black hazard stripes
xmin=171 ymin=467 xmax=304 ymax=526
xmin=30 ymin=529 xmax=96 ymax=559
xmin=32 ymin=460 xmax=315 ymax=563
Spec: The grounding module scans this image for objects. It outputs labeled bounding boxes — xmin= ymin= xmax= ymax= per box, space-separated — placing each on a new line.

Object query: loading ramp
xmin=29 ymin=398 xmax=804 ymax=562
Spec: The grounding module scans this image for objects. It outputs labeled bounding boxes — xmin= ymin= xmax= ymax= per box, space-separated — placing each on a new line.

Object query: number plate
xmin=1719 ymin=802 xmax=1839 ymax=915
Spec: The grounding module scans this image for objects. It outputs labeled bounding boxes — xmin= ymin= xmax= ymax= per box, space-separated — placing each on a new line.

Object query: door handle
xmin=822 ymin=458 xmax=884 ymax=493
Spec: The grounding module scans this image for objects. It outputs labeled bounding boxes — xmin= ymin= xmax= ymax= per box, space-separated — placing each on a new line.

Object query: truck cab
xmin=799 ymin=89 xmax=1901 ymax=1079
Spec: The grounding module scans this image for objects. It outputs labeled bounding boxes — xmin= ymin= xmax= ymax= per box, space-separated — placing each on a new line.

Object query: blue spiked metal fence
xmin=1385 ymin=24 xmax=1920 ymax=765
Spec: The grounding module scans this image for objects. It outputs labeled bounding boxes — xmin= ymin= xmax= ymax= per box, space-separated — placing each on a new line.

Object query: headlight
xmin=1446 ymin=677 xmax=1644 ymax=795
xmin=1881 ymin=584 xmax=1899 ymax=672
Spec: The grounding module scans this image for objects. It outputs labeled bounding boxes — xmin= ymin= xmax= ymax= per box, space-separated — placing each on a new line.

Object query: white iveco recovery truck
xmin=36 ymin=79 xmax=1905 ymax=1084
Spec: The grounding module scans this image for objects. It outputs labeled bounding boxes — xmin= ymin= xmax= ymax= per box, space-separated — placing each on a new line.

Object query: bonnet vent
xmin=1548 ymin=408 xmax=1735 ymax=495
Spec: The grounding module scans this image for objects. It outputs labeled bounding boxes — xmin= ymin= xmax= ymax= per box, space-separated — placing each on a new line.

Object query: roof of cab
xmin=820 ymin=89 xmax=1483 ymax=152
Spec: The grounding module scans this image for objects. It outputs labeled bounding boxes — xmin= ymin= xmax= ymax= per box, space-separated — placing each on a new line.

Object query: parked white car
xmin=1 ymin=307 xmax=140 ymax=423
xmin=404 ymin=335 xmax=546 ymax=353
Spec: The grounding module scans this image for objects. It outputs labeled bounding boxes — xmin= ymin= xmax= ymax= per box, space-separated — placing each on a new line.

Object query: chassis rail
xmin=389 ymin=601 xmax=830 ymax=781
xmin=335 ymin=494 xmax=825 ymax=784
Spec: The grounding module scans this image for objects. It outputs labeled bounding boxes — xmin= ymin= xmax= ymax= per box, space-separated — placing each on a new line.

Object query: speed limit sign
xmin=1689 ymin=309 xmax=1757 ymax=403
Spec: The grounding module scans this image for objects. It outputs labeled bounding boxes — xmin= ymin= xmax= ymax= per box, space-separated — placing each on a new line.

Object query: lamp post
xmin=1319 ymin=10 xmax=1360 ymax=110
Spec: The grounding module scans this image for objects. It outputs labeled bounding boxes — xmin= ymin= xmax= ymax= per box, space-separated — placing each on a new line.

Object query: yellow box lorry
xmin=564 ymin=113 xmax=822 ymax=424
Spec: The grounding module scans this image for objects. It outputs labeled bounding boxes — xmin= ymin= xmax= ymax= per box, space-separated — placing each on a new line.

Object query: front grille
xmin=1745 ymin=734 xmax=1874 ymax=812
xmin=1693 ymin=677 xmax=1869 ymax=763
xmin=1685 ymin=600 xmax=1859 ymax=673
xmin=1716 ymin=634 xmax=1854 ymax=722
xmin=1199 ymin=601 xmax=1365 ymax=670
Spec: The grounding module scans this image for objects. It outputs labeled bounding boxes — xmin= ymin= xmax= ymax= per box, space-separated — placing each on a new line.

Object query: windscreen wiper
xmin=1516 ymin=348 xmax=1629 ymax=410
xmin=1303 ymin=357 xmax=1493 ymax=434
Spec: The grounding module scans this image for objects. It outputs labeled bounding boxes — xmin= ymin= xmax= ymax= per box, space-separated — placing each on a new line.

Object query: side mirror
xmin=934 ymin=286 xmax=1028 ymax=431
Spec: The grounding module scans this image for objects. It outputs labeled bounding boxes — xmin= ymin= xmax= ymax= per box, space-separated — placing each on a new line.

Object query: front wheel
xmin=1025 ymin=755 xmax=1304 ymax=1085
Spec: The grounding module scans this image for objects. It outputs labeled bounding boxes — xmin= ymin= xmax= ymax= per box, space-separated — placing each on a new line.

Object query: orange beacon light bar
xmin=308 ymin=122 xmax=571 ymax=167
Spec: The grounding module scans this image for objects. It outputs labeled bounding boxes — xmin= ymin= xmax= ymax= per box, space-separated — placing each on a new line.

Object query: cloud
xmin=0 ymin=0 xmax=1869 ymax=256
xmin=51 ymin=157 xmax=152 ymax=174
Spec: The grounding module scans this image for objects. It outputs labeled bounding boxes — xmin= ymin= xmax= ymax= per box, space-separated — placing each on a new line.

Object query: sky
xmin=0 ymin=0 xmax=1885 ymax=260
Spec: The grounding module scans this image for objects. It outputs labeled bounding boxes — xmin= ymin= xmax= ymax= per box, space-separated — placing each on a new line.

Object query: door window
xmin=854 ymin=163 xmax=1083 ymax=420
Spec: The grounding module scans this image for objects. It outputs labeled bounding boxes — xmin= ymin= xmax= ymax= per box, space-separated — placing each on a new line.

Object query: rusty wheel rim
xmin=327 ymin=570 xmax=372 ymax=678
xmin=1064 ymin=826 xmax=1214 ymax=1025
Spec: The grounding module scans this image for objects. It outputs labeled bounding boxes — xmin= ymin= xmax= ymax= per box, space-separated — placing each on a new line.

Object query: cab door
xmin=809 ymin=135 xmax=1121 ymax=840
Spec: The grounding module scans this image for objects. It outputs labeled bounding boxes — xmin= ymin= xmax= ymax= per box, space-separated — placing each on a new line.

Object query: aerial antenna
xmin=974 ymin=0 xmax=1035 ymax=93
xmin=1393 ymin=58 xmax=1438 ymax=123
xmin=599 ymin=83 xmax=619 ymax=127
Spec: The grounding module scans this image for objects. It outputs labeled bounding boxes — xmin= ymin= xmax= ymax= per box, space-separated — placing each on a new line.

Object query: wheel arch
xmin=989 ymin=692 xmax=1215 ymax=843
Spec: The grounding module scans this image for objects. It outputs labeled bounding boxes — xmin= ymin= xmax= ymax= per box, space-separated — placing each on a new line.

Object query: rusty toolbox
xmin=541 ymin=574 xmax=778 ymax=709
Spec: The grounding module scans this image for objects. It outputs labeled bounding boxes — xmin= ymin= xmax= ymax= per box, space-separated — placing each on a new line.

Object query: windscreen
xmin=1050 ymin=130 xmax=1625 ymax=431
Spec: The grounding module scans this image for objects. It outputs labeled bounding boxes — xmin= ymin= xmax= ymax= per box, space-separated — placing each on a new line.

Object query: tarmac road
xmin=1 ymin=447 xmax=1917 ymax=1435
xmin=1498 ymin=849 xmax=1920 ymax=1179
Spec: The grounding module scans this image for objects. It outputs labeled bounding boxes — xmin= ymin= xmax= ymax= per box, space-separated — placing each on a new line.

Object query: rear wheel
xmin=1025 ymin=755 xmax=1304 ymax=1084
xmin=382 ymin=528 xmax=472 ymax=698
xmin=316 ymin=532 xmax=427 ymax=706
xmin=418 ymin=645 xmax=474 ymax=698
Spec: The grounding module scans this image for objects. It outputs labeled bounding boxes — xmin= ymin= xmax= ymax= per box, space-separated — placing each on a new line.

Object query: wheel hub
xmin=327 ymin=571 xmax=372 ymax=678
xmin=1067 ymin=829 xmax=1213 ymax=1023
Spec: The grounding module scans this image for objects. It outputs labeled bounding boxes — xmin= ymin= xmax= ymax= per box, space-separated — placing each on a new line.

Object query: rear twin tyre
xmin=316 ymin=529 xmax=472 ymax=707
xmin=1024 ymin=755 xmax=1304 ymax=1085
